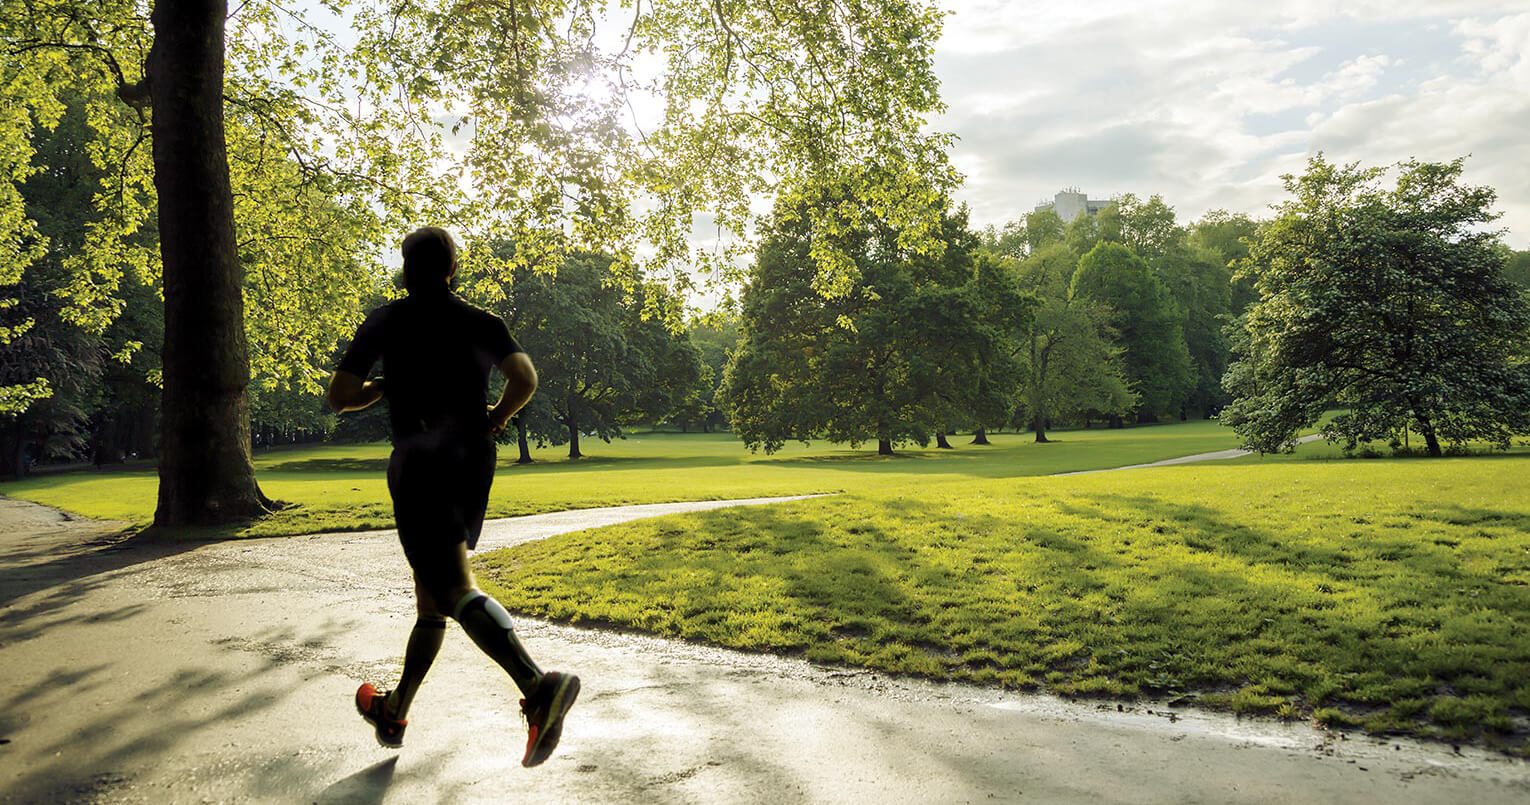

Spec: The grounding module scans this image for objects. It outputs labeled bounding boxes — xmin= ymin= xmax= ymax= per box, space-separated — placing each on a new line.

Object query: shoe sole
xmin=523 ymin=674 xmax=580 ymax=767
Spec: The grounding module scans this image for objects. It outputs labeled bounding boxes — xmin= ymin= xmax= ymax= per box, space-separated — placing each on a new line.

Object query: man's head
xmin=401 ymin=226 xmax=458 ymax=292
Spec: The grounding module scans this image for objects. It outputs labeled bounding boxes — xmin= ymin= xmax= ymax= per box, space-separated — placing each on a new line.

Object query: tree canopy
xmin=1071 ymin=241 xmax=1193 ymax=421
xmin=722 ymin=192 xmax=1015 ymax=455
xmin=479 ymin=252 xmax=700 ymax=459
xmin=1222 ymin=155 xmax=1530 ymax=456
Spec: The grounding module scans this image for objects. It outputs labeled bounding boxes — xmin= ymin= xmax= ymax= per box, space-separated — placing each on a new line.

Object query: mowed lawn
xmin=0 ymin=421 xmax=1245 ymax=536
xmin=477 ymin=452 xmax=1530 ymax=753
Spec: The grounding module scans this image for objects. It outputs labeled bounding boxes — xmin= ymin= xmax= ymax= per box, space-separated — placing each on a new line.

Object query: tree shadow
xmin=259 ymin=457 xmax=391 ymax=473
xmin=499 ymin=488 xmax=1530 ymax=748
xmin=1 ymin=616 xmax=363 ymax=802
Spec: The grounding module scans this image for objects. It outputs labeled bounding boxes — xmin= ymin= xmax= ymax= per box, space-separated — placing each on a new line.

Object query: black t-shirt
xmin=337 ymin=288 xmax=523 ymax=442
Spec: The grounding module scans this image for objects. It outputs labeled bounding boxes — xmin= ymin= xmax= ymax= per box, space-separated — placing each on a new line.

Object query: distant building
xmin=1035 ymin=188 xmax=1109 ymax=222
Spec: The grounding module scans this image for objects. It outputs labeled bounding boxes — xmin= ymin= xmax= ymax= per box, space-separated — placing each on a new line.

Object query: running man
xmin=327 ymin=226 xmax=579 ymax=767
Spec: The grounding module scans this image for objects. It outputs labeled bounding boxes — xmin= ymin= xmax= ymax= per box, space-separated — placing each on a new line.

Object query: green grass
xmin=1227 ymin=433 xmax=1530 ymax=464
xmin=0 ymin=420 xmax=1245 ymax=536
xmin=477 ymin=454 xmax=1530 ymax=753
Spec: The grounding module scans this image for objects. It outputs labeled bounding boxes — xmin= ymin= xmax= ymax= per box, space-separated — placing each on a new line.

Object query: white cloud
xmin=938 ymin=2 xmax=1530 ymax=247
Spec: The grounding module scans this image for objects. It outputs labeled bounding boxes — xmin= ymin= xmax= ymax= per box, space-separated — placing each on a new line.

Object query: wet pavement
xmin=1 ymin=493 xmax=1526 ymax=804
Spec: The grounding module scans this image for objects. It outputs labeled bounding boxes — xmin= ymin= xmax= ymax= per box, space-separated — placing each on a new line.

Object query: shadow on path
xmin=315 ymin=757 xmax=398 ymax=805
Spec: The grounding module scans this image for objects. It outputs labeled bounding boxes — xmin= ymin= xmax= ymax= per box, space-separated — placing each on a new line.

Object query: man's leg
xmin=428 ymin=540 xmax=544 ymax=697
xmin=383 ymin=581 xmax=449 ymax=721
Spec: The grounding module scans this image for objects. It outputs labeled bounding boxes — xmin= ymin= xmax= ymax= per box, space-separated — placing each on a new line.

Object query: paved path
xmin=2 ymin=485 xmax=1527 ymax=803
xmin=1055 ymin=433 xmax=1327 ymax=476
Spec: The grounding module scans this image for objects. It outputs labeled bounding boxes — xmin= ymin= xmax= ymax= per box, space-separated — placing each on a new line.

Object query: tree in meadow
xmin=1222 ymin=155 xmax=1530 ymax=456
xmin=1071 ymin=242 xmax=1193 ymax=422
xmin=722 ymin=192 xmax=1011 ymax=455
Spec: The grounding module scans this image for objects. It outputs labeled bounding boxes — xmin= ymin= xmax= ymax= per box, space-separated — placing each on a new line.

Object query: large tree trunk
xmin=935 ymin=431 xmax=952 ymax=449
xmin=970 ymin=427 xmax=990 ymax=445
xmin=515 ymin=418 xmax=533 ymax=464
xmin=1417 ymin=415 xmax=1442 ymax=457
xmin=149 ymin=0 xmax=272 ymax=526
xmin=567 ymin=409 xmax=583 ymax=459
xmin=1032 ymin=417 xmax=1050 ymax=443
xmin=877 ymin=438 xmax=893 ymax=455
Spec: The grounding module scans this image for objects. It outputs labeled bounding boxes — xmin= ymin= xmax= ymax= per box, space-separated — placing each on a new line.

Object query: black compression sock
xmin=387 ymin=616 xmax=447 ymax=720
xmin=452 ymin=590 xmax=543 ymax=697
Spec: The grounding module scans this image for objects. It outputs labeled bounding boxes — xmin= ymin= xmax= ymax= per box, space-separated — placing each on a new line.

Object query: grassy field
xmin=0 ymin=420 xmax=1246 ymax=536
xmin=477 ymin=452 xmax=1530 ymax=753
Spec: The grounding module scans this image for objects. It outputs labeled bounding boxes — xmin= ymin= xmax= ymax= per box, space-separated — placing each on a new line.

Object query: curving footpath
xmin=1 ymin=476 xmax=1526 ymax=803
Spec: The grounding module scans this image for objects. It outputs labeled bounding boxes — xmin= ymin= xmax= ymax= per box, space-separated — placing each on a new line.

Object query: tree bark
xmin=515 ymin=418 xmax=533 ymax=464
xmin=567 ymin=413 xmax=583 ymax=459
xmin=935 ymin=431 xmax=953 ymax=449
xmin=877 ymin=437 xmax=893 ymax=455
xmin=149 ymin=0 xmax=273 ymax=526
xmin=1417 ymin=416 xmax=1442 ymax=457
xmin=970 ymin=427 xmax=990 ymax=445
xmin=1032 ymin=417 xmax=1050 ymax=443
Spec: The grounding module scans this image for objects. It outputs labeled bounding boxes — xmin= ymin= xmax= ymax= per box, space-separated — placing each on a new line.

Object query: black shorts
xmin=386 ymin=431 xmax=496 ymax=588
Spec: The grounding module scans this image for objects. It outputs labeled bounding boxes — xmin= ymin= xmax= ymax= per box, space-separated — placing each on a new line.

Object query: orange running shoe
xmin=355 ymin=682 xmax=407 ymax=748
xmin=520 ymin=671 xmax=580 ymax=767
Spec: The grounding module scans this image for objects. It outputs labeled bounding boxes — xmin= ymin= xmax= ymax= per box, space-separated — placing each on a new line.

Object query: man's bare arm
xmin=327 ymin=370 xmax=385 ymax=413
xmin=488 ymin=352 xmax=537 ymax=435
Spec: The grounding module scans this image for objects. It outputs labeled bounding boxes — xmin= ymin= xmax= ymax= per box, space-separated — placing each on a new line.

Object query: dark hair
xmin=401 ymin=226 xmax=458 ymax=291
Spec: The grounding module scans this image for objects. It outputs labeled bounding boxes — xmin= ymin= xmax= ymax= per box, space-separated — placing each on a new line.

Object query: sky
xmin=934 ymin=1 xmax=1530 ymax=247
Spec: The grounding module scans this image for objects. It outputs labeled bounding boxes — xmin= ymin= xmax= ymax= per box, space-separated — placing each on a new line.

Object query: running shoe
xmin=355 ymin=682 xmax=407 ymax=748
xmin=520 ymin=671 xmax=580 ymax=767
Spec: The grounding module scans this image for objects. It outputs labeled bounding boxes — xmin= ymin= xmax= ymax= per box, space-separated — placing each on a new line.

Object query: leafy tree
xmin=1189 ymin=210 xmax=1261 ymax=312
xmin=1097 ymin=193 xmax=1182 ymax=261
xmin=978 ymin=208 xmax=1063 ymax=261
xmin=5 ymin=0 xmax=955 ymax=524
xmin=1101 ymin=195 xmax=1238 ymax=417
xmin=1504 ymin=248 xmax=1530 ymax=291
xmin=0 ymin=96 xmax=165 ymax=475
xmin=1155 ymin=245 xmax=1235 ymax=417
xmin=955 ymin=253 xmax=1034 ymax=443
xmin=1023 ymin=208 xmax=1066 ymax=254
xmin=723 ymin=193 xmax=1009 ymax=455
xmin=1222 ymin=156 xmax=1530 ymax=456
xmin=1010 ymin=243 xmax=1134 ymax=441
xmin=1063 ymin=211 xmax=1101 ymax=257
xmin=482 ymin=253 xmax=700 ymax=459
xmin=681 ymin=314 xmax=742 ymax=432
xmin=1071 ymin=241 xmax=1193 ymax=422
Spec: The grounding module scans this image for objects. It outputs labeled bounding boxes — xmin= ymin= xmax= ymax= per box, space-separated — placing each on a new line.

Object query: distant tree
xmin=1156 ymin=245 xmax=1235 ymax=418
xmin=0 ymin=97 xmax=164 ymax=475
xmin=723 ymin=193 xmax=1001 ymax=455
xmin=484 ymin=253 xmax=699 ymax=459
xmin=1023 ymin=208 xmax=1066 ymax=253
xmin=1103 ymin=196 xmax=1239 ymax=417
xmin=1011 ymin=244 xmax=1134 ymax=441
xmin=1064 ymin=212 xmax=1101 ymax=257
xmin=1504 ymin=248 xmax=1530 ymax=291
xmin=1071 ymin=242 xmax=1193 ymax=422
xmin=684 ymin=315 xmax=742 ymax=432
xmin=980 ymin=219 xmax=1028 ymax=260
xmin=1189 ymin=210 xmax=1261 ymax=311
xmin=1098 ymin=193 xmax=1182 ymax=261
xmin=1222 ymin=156 xmax=1530 ymax=456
